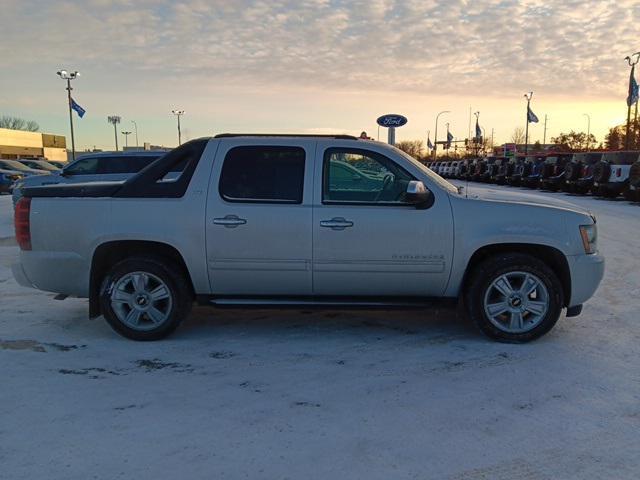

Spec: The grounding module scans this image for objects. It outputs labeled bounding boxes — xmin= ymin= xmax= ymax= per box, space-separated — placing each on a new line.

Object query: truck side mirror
xmin=406 ymin=180 xmax=434 ymax=209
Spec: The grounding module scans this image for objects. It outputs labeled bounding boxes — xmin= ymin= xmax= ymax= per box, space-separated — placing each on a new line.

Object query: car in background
xmin=0 ymin=159 xmax=50 ymax=177
xmin=487 ymin=157 xmax=507 ymax=183
xmin=494 ymin=158 xmax=516 ymax=185
xmin=521 ymin=155 xmax=547 ymax=188
xmin=539 ymin=153 xmax=573 ymax=191
xmin=0 ymin=169 xmax=24 ymax=194
xmin=564 ymin=152 xmax=602 ymax=194
xmin=626 ymin=159 xmax=640 ymax=201
xmin=592 ymin=151 xmax=639 ymax=198
xmin=506 ymin=156 xmax=528 ymax=186
xmin=11 ymin=150 xmax=167 ymax=205
xmin=17 ymin=159 xmax=61 ymax=172
xmin=47 ymin=160 xmax=68 ymax=169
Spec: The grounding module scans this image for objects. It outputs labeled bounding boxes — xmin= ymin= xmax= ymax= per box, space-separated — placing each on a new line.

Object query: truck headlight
xmin=579 ymin=224 xmax=597 ymax=254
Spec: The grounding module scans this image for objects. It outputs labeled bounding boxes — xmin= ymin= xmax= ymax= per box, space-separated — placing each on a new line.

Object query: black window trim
xmin=218 ymin=145 xmax=306 ymax=205
xmin=321 ymin=147 xmax=419 ymax=207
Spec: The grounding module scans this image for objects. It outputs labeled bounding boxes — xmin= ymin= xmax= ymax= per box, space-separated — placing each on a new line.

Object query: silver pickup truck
xmin=12 ymin=134 xmax=604 ymax=343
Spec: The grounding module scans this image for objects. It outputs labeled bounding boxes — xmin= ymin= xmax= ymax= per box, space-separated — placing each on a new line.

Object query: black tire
xmin=465 ymin=253 xmax=564 ymax=343
xmin=99 ymin=256 xmax=193 ymax=341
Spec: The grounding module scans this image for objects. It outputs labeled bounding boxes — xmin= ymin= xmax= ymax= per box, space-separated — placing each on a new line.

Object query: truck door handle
xmin=213 ymin=215 xmax=247 ymax=228
xmin=320 ymin=217 xmax=354 ymax=230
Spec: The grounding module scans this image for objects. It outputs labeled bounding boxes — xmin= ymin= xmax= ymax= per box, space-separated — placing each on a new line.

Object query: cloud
xmin=1 ymin=0 xmax=637 ymax=100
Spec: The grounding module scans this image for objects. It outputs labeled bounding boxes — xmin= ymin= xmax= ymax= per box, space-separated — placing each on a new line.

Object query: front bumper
xmin=593 ymin=180 xmax=628 ymax=194
xmin=567 ymin=252 xmax=605 ymax=307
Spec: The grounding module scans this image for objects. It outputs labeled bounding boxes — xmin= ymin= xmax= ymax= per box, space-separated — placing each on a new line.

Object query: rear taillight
xmin=14 ymin=197 xmax=32 ymax=251
xmin=616 ymin=168 xmax=622 ymax=177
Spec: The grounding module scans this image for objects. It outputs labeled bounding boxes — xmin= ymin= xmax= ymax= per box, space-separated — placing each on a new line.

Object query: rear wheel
xmin=465 ymin=253 xmax=564 ymax=343
xmin=100 ymin=256 xmax=193 ymax=340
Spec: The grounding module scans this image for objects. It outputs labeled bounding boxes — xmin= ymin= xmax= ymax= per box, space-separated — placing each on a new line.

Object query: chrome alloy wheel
xmin=110 ymin=271 xmax=173 ymax=331
xmin=483 ymin=271 xmax=549 ymax=334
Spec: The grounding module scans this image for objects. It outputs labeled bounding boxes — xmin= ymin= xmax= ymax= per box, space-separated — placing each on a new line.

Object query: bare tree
xmin=0 ymin=115 xmax=40 ymax=132
xmin=510 ymin=127 xmax=525 ymax=145
xmin=395 ymin=140 xmax=424 ymax=159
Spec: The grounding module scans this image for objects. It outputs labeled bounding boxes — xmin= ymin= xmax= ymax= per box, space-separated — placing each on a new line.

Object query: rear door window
xmin=219 ymin=146 xmax=305 ymax=203
xmin=64 ymin=157 xmax=99 ymax=175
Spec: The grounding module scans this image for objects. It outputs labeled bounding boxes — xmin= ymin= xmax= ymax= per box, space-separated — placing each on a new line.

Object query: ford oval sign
xmin=377 ymin=114 xmax=408 ymax=128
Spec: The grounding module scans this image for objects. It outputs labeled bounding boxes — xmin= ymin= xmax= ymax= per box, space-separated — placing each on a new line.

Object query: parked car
xmin=592 ymin=151 xmax=639 ymax=198
xmin=506 ymin=156 xmax=528 ymax=186
xmin=13 ymin=134 xmax=604 ymax=343
xmin=495 ymin=158 xmax=516 ymax=185
xmin=0 ymin=169 xmax=24 ymax=194
xmin=471 ymin=158 xmax=488 ymax=182
xmin=521 ymin=156 xmax=547 ymax=188
xmin=626 ymin=159 xmax=640 ymax=201
xmin=47 ymin=160 xmax=68 ymax=169
xmin=487 ymin=157 xmax=507 ymax=183
xmin=454 ymin=159 xmax=469 ymax=179
xmin=0 ymin=159 xmax=49 ymax=177
xmin=17 ymin=159 xmax=61 ymax=172
xmin=564 ymin=152 xmax=603 ymax=194
xmin=539 ymin=154 xmax=573 ymax=191
xmin=12 ymin=150 xmax=167 ymax=205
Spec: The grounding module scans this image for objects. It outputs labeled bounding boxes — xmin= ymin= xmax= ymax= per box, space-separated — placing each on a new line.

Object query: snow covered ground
xmin=1 ymin=187 xmax=639 ymax=480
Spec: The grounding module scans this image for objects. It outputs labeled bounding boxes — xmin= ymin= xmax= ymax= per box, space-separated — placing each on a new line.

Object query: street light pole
xmin=122 ymin=131 xmax=132 ymax=148
xmin=543 ymin=114 xmax=548 ymax=146
xmin=474 ymin=111 xmax=480 ymax=156
xmin=172 ymin=110 xmax=185 ymax=145
xmin=107 ymin=116 xmax=121 ymax=151
xmin=433 ymin=110 xmax=450 ymax=161
xmin=583 ymin=113 xmax=591 ymax=151
xmin=524 ymin=91 xmax=533 ymax=155
xmin=131 ymin=121 xmax=139 ymax=148
xmin=56 ymin=70 xmax=80 ymax=161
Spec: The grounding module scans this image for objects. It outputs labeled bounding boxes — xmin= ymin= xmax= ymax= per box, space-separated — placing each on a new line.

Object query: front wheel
xmin=465 ymin=253 xmax=564 ymax=343
xmin=100 ymin=256 xmax=193 ymax=340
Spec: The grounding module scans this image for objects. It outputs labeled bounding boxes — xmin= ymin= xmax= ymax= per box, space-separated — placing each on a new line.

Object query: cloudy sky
xmin=0 ymin=0 xmax=638 ymax=151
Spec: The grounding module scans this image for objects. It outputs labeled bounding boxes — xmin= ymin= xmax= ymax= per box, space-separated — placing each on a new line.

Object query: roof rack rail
xmin=213 ymin=133 xmax=358 ymax=140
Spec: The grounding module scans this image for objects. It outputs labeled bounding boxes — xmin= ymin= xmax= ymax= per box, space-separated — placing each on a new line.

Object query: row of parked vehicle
xmin=428 ymin=151 xmax=640 ymax=201
xmin=0 ymin=151 xmax=167 ymax=204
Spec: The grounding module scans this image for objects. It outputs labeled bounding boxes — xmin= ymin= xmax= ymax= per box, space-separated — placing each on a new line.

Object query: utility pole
xmin=524 ymin=91 xmax=533 ymax=155
xmin=474 ymin=111 xmax=480 ymax=156
xmin=107 ymin=116 xmax=121 ymax=151
xmin=131 ymin=120 xmax=139 ymax=148
xmin=491 ymin=128 xmax=494 ymax=152
xmin=543 ymin=114 xmax=548 ymax=146
xmin=172 ymin=110 xmax=185 ymax=145
xmin=56 ymin=70 xmax=80 ymax=161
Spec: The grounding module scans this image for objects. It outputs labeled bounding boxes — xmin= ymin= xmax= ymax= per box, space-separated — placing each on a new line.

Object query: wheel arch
xmin=89 ymin=240 xmax=194 ymax=318
xmin=460 ymin=243 xmax=571 ymax=307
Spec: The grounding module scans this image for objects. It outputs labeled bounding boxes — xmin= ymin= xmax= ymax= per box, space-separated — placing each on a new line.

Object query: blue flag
xmin=427 ymin=136 xmax=434 ymax=150
xmin=475 ymin=118 xmax=482 ymax=139
xmin=527 ymin=105 xmax=539 ymax=123
xmin=70 ymin=97 xmax=86 ymax=118
xmin=627 ymin=65 xmax=639 ymax=107
xmin=446 ymin=131 xmax=454 ymax=148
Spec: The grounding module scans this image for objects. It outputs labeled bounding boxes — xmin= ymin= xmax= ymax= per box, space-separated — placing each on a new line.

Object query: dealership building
xmin=0 ymin=128 xmax=67 ymax=162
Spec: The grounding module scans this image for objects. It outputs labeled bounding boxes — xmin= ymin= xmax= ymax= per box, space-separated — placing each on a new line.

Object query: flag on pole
xmin=627 ymin=65 xmax=639 ymax=107
xmin=70 ymin=97 xmax=86 ymax=118
xmin=527 ymin=105 xmax=539 ymax=123
xmin=427 ymin=136 xmax=434 ymax=150
xmin=475 ymin=118 xmax=482 ymax=140
xmin=446 ymin=131 xmax=454 ymax=149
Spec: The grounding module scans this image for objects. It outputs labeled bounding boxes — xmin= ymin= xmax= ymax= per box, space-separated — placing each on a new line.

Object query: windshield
xmin=392 ymin=147 xmax=459 ymax=194
xmin=0 ymin=160 xmax=31 ymax=171
xmin=22 ymin=161 xmax=58 ymax=171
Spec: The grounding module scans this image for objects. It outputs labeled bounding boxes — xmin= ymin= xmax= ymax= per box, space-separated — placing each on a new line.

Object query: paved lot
xmin=1 ymin=186 xmax=639 ymax=480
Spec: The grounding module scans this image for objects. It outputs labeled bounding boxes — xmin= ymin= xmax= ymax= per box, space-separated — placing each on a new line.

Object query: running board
xmin=200 ymin=296 xmax=456 ymax=309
